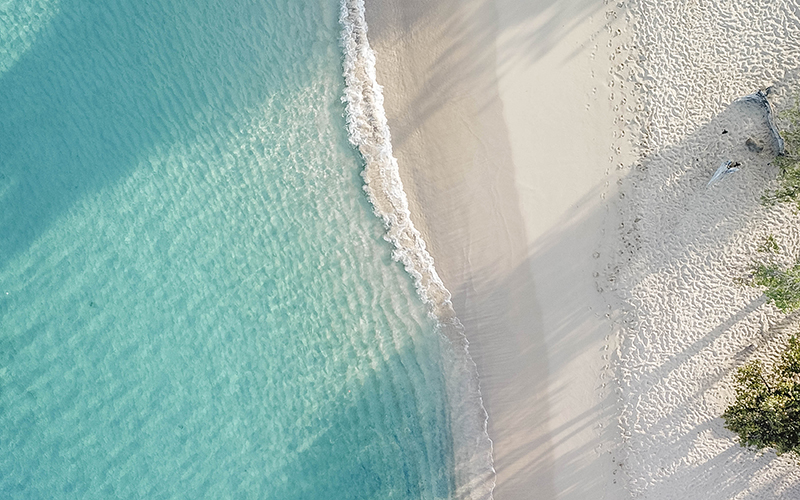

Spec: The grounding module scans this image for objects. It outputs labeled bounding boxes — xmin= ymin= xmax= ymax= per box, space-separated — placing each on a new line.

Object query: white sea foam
xmin=339 ymin=1 xmax=495 ymax=498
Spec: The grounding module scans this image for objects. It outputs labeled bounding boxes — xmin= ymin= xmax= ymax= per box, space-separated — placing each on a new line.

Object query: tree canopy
xmin=751 ymin=262 xmax=800 ymax=313
xmin=764 ymin=97 xmax=800 ymax=208
xmin=723 ymin=336 xmax=800 ymax=456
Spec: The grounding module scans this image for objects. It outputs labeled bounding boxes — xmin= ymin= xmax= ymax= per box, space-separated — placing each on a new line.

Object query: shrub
xmin=751 ymin=262 xmax=800 ymax=313
xmin=756 ymin=234 xmax=780 ymax=254
xmin=723 ymin=336 xmax=800 ymax=456
xmin=765 ymin=98 xmax=800 ymax=208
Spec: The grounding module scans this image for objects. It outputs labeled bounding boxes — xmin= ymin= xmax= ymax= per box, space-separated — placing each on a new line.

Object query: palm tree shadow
xmin=608 ymin=91 xmax=800 ymax=496
xmin=365 ymin=0 xmax=609 ymax=153
xmin=0 ymin=0 xmax=302 ymax=270
xmin=444 ymin=91 xmax=796 ymax=497
xmin=263 ymin=346 xmax=462 ymax=500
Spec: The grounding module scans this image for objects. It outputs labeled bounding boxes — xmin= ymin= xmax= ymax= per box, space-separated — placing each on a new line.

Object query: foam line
xmin=338 ymin=1 xmax=496 ymax=498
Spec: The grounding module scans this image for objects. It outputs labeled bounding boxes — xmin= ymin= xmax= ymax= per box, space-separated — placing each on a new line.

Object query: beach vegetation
xmin=723 ymin=336 xmax=800 ymax=456
xmin=757 ymin=234 xmax=780 ymax=254
xmin=742 ymin=235 xmax=800 ymax=313
xmin=764 ymin=98 xmax=800 ymax=208
xmin=750 ymin=261 xmax=800 ymax=313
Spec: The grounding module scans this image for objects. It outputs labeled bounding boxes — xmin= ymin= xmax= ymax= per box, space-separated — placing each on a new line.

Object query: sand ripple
xmin=612 ymin=0 xmax=800 ymax=498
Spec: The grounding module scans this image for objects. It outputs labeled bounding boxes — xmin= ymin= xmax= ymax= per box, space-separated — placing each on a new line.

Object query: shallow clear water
xmin=0 ymin=1 xmax=455 ymax=498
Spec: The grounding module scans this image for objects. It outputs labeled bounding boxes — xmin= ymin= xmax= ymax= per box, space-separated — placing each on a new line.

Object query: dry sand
xmin=366 ymin=0 xmax=634 ymax=498
xmin=365 ymin=0 xmax=800 ymax=498
xmin=612 ymin=1 xmax=800 ymax=498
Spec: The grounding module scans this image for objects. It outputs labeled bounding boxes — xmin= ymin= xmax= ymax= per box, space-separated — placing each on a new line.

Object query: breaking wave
xmin=339 ymin=1 xmax=496 ymax=498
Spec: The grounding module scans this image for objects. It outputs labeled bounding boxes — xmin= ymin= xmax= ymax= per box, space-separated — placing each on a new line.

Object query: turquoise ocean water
xmin=0 ymin=0 xmax=461 ymax=497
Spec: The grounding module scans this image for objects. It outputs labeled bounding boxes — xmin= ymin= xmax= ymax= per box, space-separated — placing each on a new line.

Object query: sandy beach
xmin=366 ymin=0 xmax=800 ymax=498
xmin=366 ymin=0 xmax=635 ymax=497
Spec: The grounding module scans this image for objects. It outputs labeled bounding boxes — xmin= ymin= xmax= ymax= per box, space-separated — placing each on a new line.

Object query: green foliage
xmin=751 ymin=262 xmax=800 ymax=312
xmin=757 ymin=234 xmax=781 ymax=254
xmin=723 ymin=336 xmax=800 ymax=456
xmin=765 ymin=99 xmax=800 ymax=208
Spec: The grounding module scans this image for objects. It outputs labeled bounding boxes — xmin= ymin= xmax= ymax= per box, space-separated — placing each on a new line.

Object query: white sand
xmin=366 ymin=0 xmax=800 ymax=498
xmin=613 ymin=1 xmax=800 ymax=498
xmin=366 ymin=0 xmax=634 ymax=498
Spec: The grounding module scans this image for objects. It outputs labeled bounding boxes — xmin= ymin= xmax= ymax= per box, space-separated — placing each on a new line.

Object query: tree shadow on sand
xmin=0 ymin=0 xmax=316 ymax=271
xmin=366 ymin=0 xmax=618 ymax=153
xmin=602 ymin=94 xmax=800 ymax=497
xmin=444 ymin=93 xmax=800 ymax=499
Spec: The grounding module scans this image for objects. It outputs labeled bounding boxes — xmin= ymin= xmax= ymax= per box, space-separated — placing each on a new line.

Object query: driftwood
xmin=707 ymin=160 xmax=740 ymax=186
xmin=737 ymin=90 xmax=785 ymax=155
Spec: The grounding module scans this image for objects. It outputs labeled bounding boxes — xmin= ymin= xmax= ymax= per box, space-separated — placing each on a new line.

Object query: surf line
xmin=338 ymin=1 xmax=496 ymax=498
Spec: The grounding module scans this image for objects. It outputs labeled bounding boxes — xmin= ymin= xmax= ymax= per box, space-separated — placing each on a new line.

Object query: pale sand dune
xmin=366 ymin=0 xmax=800 ymax=498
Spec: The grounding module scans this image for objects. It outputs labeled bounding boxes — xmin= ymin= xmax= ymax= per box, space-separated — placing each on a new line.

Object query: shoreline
xmin=339 ymin=2 xmax=495 ymax=497
xmin=366 ymin=0 xmax=800 ymax=498
xmin=365 ymin=0 xmax=635 ymax=498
